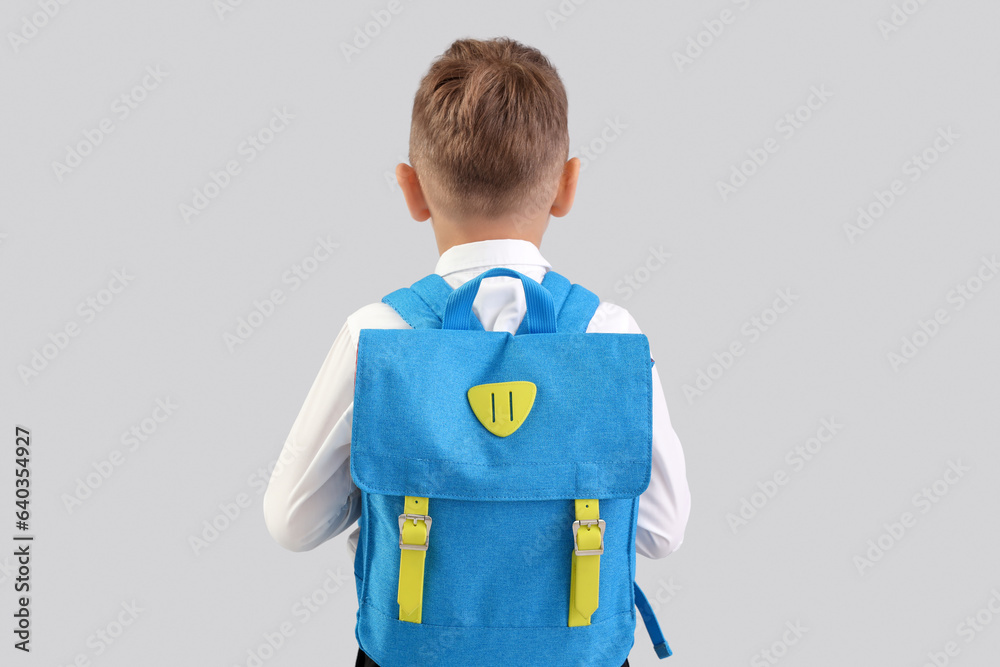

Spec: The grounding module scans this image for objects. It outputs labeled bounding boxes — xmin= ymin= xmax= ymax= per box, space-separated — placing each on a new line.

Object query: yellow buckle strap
xmin=569 ymin=498 xmax=604 ymax=626
xmin=398 ymin=496 xmax=431 ymax=623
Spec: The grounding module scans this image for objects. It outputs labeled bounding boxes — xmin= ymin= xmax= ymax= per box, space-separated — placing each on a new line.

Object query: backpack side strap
xmin=635 ymin=581 xmax=673 ymax=658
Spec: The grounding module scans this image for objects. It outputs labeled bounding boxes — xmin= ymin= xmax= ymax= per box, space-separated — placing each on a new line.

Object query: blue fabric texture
xmin=352 ymin=269 xmax=669 ymax=665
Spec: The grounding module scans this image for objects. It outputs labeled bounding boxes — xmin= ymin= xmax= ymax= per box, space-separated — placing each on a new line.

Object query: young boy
xmin=263 ymin=37 xmax=691 ymax=667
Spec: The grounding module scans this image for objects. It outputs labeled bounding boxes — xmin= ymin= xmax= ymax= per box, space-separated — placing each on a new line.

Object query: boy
xmin=263 ymin=37 xmax=691 ymax=667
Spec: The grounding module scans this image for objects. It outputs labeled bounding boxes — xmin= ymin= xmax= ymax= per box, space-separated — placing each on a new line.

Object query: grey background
xmin=2 ymin=0 xmax=998 ymax=665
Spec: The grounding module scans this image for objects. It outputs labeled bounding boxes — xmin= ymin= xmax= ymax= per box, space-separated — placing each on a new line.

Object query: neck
xmin=432 ymin=217 xmax=548 ymax=256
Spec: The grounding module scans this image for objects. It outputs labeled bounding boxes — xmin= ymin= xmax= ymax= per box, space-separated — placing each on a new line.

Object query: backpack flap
xmin=351 ymin=328 xmax=653 ymax=500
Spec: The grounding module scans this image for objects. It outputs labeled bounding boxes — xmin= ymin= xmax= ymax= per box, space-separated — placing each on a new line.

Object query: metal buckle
xmin=572 ymin=519 xmax=605 ymax=556
xmin=398 ymin=513 xmax=432 ymax=551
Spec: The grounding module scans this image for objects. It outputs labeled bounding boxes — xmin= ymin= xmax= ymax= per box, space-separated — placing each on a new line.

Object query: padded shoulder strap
xmin=533 ymin=270 xmax=600 ymax=334
xmin=383 ymin=270 xmax=599 ymax=333
xmin=382 ymin=273 xmax=483 ymax=331
xmin=558 ymin=283 xmax=601 ymax=334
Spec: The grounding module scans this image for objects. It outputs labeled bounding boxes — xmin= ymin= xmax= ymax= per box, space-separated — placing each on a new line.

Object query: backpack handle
xmin=441 ymin=268 xmax=557 ymax=333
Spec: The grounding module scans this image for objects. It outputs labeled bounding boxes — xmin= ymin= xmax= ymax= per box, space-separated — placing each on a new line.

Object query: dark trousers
xmin=356 ymin=647 xmax=629 ymax=666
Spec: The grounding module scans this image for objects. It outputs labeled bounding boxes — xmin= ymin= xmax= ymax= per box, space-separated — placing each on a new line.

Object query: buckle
xmin=572 ymin=519 xmax=605 ymax=556
xmin=398 ymin=513 xmax=432 ymax=551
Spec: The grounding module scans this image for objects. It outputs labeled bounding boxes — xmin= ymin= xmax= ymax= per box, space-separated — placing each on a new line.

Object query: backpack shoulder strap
xmin=382 ymin=273 xmax=481 ymax=331
xmin=380 ymin=277 xmax=440 ymax=330
xmin=383 ymin=270 xmax=599 ymax=333
xmin=538 ymin=270 xmax=601 ymax=334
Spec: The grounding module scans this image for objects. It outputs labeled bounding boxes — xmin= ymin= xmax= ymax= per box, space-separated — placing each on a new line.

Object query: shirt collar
xmin=434 ymin=239 xmax=552 ymax=277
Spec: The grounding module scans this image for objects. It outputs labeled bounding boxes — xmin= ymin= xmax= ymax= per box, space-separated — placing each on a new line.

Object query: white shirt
xmin=263 ymin=239 xmax=691 ymax=559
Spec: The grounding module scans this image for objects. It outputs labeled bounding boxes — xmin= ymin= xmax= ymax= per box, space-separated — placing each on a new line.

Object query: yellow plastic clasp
xmin=467 ymin=381 xmax=537 ymax=437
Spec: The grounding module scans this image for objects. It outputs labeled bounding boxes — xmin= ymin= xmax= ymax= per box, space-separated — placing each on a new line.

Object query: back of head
xmin=408 ymin=37 xmax=570 ymax=221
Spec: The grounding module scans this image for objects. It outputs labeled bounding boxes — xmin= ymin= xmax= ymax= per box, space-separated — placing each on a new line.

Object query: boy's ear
xmin=396 ymin=163 xmax=431 ymax=222
xmin=549 ymin=158 xmax=581 ymax=218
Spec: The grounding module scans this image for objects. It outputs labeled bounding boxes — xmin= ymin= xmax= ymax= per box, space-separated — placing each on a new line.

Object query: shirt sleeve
xmin=637 ymin=363 xmax=692 ymax=558
xmin=262 ymin=319 xmax=362 ymax=552
xmin=589 ymin=302 xmax=692 ymax=559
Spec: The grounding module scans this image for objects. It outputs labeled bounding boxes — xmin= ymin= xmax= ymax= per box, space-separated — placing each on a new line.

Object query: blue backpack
xmin=351 ymin=267 xmax=672 ymax=666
